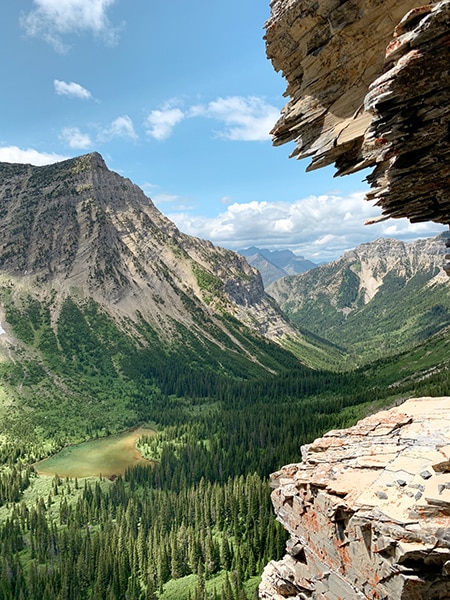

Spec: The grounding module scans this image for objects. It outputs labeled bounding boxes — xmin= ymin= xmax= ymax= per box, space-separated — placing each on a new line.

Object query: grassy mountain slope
xmin=268 ymin=235 xmax=450 ymax=366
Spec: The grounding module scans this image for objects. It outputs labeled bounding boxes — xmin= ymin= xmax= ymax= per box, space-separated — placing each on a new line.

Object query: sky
xmin=0 ymin=0 xmax=446 ymax=263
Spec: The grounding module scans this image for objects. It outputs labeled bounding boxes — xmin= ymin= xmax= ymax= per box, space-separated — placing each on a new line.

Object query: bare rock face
xmin=259 ymin=397 xmax=450 ymax=599
xmin=265 ymin=0 xmax=450 ymax=225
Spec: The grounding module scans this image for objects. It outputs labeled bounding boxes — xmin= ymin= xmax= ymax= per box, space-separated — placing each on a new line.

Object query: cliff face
xmin=259 ymin=397 xmax=450 ymax=599
xmin=265 ymin=0 xmax=450 ymax=225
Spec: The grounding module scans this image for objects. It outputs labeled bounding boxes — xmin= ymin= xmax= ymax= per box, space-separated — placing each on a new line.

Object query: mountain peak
xmin=0 ymin=152 xmax=306 ymax=354
xmin=239 ymin=246 xmax=317 ymax=287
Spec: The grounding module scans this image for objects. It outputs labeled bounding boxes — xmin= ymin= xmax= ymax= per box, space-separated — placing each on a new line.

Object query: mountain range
xmin=267 ymin=234 xmax=450 ymax=365
xmin=238 ymin=246 xmax=317 ymax=287
xmin=0 ymin=152 xmax=343 ymax=447
xmin=0 ymin=152 xmax=324 ymax=367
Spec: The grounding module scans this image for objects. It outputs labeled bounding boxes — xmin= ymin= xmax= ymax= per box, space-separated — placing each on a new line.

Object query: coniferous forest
xmin=0 ymin=291 xmax=449 ymax=599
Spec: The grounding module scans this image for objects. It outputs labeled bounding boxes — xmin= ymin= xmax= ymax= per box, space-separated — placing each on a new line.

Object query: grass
xmin=159 ymin=570 xmax=260 ymax=600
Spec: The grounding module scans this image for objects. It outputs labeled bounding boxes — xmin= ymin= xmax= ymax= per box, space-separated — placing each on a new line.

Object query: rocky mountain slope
xmin=238 ymin=247 xmax=317 ymax=287
xmin=267 ymin=235 xmax=450 ymax=363
xmin=0 ymin=152 xmax=295 ymax=345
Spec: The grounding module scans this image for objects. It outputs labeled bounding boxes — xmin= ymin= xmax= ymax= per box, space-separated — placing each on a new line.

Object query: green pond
xmin=35 ymin=427 xmax=155 ymax=478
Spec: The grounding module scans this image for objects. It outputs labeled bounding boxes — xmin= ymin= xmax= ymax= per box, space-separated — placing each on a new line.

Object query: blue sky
xmin=1 ymin=0 xmax=445 ymax=262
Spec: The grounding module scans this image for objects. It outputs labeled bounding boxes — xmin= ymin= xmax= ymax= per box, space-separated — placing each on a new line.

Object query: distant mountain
xmin=267 ymin=235 xmax=450 ymax=365
xmin=238 ymin=246 xmax=317 ymax=286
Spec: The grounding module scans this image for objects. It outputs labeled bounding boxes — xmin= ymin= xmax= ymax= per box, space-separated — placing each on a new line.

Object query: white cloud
xmin=54 ymin=79 xmax=93 ymax=100
xmin=99 ymin=115 xmax=137 ymax=141
xmin=59 ymin=127 xmax=92 ymax=149
xmin=144 ymin=96 xmax=280 ymax=141
xmin=152 ymin=193 xmax=182 ymax=204
xmin=166 ymin=192 xmax=447 ymax=262
xmin=145 ymin=107 xmax=185 ymax=141
xmin=191 ymin=96 xmax=280 ymax=141
xmin=0 ymin=146 xmax=68 ymax=165
xmin=21 ymin=0 xmax=119 ymax=51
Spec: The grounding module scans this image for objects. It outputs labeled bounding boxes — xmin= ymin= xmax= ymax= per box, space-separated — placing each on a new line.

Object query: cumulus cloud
xmin=54 ymin=79 xmax=93 ymax=100
xmin=165 ymin=193 xmax=447 ymax=262
xmin=21 ymin=0 xmax=119 ymax=51
xmin=0 ymin=146 xmax=68 ymax=165
xmin=190 ymin=96 xmax=279 ymax=141
xmin=99 ymin=115 xmax=138 ymax=141
xmin=145 ymin=107 xmax=185 ymax=141
xmin=144 ymin=96 xmax=280 ymax=141
xmin=59 ymin=127 xmax=92 ymax=149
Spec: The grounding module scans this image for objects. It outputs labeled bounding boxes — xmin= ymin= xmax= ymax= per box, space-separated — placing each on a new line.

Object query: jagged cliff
xmin=259 ymin=397 xmax=450 ymax=599
xmin=265 ymin=0 xmax=450 ymax=225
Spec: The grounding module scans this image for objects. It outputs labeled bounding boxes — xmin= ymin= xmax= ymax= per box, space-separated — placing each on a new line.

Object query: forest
xmin=0 ymin=292 xmax=449 ymax=598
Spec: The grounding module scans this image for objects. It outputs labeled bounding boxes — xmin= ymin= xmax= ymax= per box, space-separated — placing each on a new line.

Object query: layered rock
xmin=265 ymin=0 xmax=450 ymax=225
xmin=259 ymin=397 xmax=450 ymax=599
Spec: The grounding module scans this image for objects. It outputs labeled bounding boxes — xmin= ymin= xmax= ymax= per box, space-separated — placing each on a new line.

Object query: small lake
xmin=35 ymin=427 xmax=155 ymax=478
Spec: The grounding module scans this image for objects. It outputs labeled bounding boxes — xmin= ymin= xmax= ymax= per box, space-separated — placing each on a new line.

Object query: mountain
xmin=0 ymin=152 xmax=345 ymax=445
xmin=238 ymin=246 xmax=317 ymax=286
xmin=0 ymin=152 xmax=291 ymax=342
xmin=267 ymin=235 xmax=450 ymax=365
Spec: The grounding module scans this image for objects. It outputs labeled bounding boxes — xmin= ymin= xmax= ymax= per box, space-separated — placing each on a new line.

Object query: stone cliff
xmin=259 ymin=397 xmax=450 ymax=599
xmin=265 ymin=0 xmax=450 ymax=225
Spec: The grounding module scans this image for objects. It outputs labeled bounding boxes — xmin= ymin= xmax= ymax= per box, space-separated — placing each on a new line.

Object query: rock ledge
xmin=265 ymin=0 xmax=450 ymax=225
xmin=259 ymin=396 xmax=450 ymax=599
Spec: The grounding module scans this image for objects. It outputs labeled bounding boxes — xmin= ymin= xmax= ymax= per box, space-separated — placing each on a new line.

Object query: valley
xmin=0 ymin=154 xmax=449 ymax=599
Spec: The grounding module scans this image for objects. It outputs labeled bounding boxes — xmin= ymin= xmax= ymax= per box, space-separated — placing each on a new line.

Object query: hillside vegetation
xmin=0 ymin=155 xmax=449 ymax=599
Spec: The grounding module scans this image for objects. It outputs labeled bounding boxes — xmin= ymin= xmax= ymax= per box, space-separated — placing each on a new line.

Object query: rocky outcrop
xmin=259 ymin=396 xmax=450 ymax=599
xmin=265 ymin=0 xmax=450 ymax=225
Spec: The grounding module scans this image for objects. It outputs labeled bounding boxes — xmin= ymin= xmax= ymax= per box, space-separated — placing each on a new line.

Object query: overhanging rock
xmin=265 ymin=0 xmax=450 ymax=225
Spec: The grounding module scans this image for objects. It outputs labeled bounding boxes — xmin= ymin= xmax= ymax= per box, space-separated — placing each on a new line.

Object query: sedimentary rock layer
xmin=259 ymin=397 xmax=450 ymax=599
xmin=265 ymin=0 xmax=450 ymax=224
